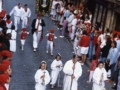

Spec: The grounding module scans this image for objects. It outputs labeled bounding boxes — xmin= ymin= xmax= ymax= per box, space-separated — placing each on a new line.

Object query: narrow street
xmin=3 ymin=0 xmax=112 ymax=90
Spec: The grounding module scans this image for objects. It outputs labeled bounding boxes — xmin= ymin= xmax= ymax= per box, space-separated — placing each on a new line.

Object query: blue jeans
xmin=88 ymin=41 xmax=93 ymax=60
xmin=101 ymin=57 xmax=107 ymax=63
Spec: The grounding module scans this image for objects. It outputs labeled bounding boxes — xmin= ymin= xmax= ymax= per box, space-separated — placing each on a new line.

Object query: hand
xmin=56 ymin=65 xmax=60 ymax=67
xmin=41 ymin=75 xmax=45 ymax=78
xmin=100 ymin=79 xmax=102 ymax=83
xmin=72 ymin=65 xmax=75 ymax=70
xmin=87 ymin=70 xmax=90 ymax=72
xmin=71 ymin=75 xmax=75 ymax=79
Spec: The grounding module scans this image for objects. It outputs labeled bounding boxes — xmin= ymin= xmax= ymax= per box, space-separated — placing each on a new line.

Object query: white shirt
xmin=67 ymin=14 xmax=74 ymax=23
xmin=21 ymin=8 xmax=31 ymax=20
xmin=10 ymin=6 xmax=23 ymax=17
xmin=71 ymin=18 xmax=77 ymax=26
xmin=51 ymin=0 xmax=57 ymax=9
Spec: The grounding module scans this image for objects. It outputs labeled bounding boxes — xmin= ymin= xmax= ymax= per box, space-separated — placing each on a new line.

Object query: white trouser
xmin=22 ymin=17 xmax=28 ymax=28
xmin=33 ymin=32 xmax=41 ymax=48
xmin=9 ymin=40 xmax=16 ymax=52
xmin=21 ymin=39 xmax=26 ymax=45
xmin=46 ymin=40 xmax=53 ymax=52
xmin=88 ymin=71 xmax=94 ymax=82
xmin=77 ymin=46 xmax=81 ymax=56
xmin=60 ymin=15 xmax=64 ymax=25
xmin=70 ymin=26 xmax=76 ymax=40
xmin=50 ymin=8 xmax=56 ymax=18
xmin=73 ymin=38 xmax=79 ymax=54
xmin=50 ymin=70 xmax=59 ymax=85
xmin=14 ymin=16 xmax=20 ymax=31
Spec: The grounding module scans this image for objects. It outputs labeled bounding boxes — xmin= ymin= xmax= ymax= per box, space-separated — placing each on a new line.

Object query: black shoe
xmin=111 ymin=86 xmax=117 ymax=89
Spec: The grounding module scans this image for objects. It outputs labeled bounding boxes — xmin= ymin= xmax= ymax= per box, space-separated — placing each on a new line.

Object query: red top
xmin=93 ymin=35 xmax=98 ymax=45
xmin=20 ymin=31 xmax=27 ymax=39
xmin=90 ymin=60 xmax=98 ymax=71
xmin=48 ymin=34 xmax=54 ymax=41
xmin=86 ymin=27 xmax=91 ymax=35
xmin=6 ymin=20 xmax=11 ymax=24
xmin=79 ymin=35 xmax=90 ymax=47
xmin=0 ymin=10 xmax=6 ymax=18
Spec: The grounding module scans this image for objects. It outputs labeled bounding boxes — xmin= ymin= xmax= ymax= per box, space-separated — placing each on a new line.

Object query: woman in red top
xmin=79 ymin=30 xmax=90 ymax=65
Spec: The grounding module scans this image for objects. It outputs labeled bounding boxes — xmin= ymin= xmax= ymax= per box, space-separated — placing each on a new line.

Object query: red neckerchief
xmin=6 ymin=20 xmax=11 ymax=24
xmin=25 ymin=8 xmax=27 ymax=12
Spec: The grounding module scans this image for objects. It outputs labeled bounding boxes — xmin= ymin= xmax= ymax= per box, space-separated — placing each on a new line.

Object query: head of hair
xmin=55 ymin=54 xmax=61 ymax=59
xmin=39 ymin=62 xmax=47 ymax=69
xmin=24 ymin=4 xmax=28 ymax=7
xmin=18 ymin=3 xmax=21 ymax=6
xmin=106 ymin=28 xmax=109 ymax=33
xmin=64 ymin=17 xmax=66 ymax=20
xmin=97 ymin=61 xmax=104 ymax=67
xmin=82 ymin=30 xmax=87 ymax=35
xmin=112 ymin=41 xmax=117 ymax=48
xmin=6 ymin=15 xmax=11 ymax=20
xmin=11 ymin=25 xmax=15 ymax=30
xmin=72 ymin=55 xmax=76 ymax=59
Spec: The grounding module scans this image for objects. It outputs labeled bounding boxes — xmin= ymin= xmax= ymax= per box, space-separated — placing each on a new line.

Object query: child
xmin=50 ymin=53 xmax=63 ymax=88
xmin=20 ymin=28 xmax=29 ymax=50
xmin=87 ymin=55 xmax=98 ymax=83
xmin=5 ymin=15 xmax=12 ymax=29
xmin=46 ymin=29 xmax=57 ymax=56
xmin=34 ymin=61 xmax=50 ymax=90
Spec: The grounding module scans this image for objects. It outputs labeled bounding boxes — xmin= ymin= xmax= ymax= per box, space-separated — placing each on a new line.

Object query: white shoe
xmin=46 ymin=50 xmax=48 ymax=53
xmin=59 ymin=36 xmax=64 ymax=38
xmin=33 ymin=48 xmax=36 ymax=52
xmin=51 ymin=53 xmax=53 ymax=56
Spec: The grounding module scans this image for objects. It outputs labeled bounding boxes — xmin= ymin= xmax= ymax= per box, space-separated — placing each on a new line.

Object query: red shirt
xmin=79 ymin=35 xmax=90 ymax=47
xmin=48 ymin=34 xmax=54 ymax=41
xmin=86 ymin=27 xmax=91 ymax=35
xmin=93 ymin=35 xmax=98 ymax=45
xmin=90 ymin=60 xmax=98 ymax=71
xmin=20 ymin=31 xmax=27 ymax=39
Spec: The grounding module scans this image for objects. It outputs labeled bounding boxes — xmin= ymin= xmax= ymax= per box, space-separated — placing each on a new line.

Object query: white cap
xmin=74 ymin=10 xmax=78 ymax=14
xmin=41 ymin=61 xmax=46 ymax=64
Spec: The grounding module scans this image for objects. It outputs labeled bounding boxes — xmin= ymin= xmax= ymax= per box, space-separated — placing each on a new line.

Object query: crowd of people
xmin=0 ymin=0 xmax=120 ymax=90
xmin=49 ymin=0 xmax=120 ymax=90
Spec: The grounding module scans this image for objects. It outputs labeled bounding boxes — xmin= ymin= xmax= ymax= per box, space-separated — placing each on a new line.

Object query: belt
xmin=38 ymin=31 xmax=42 ymax=32
xmin=65 ymin=74 xmax=72 ymax=76
xmin=10 ymin=39 xmax=16 ymax=40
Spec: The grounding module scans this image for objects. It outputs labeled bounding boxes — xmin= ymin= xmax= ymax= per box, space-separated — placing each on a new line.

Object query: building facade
xmin=86 ymin=0 xmax=120 ymax=31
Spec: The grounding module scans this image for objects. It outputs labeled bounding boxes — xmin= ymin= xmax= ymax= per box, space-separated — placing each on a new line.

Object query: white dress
xmin=63 ymin=60 xmax=82 ymax=90
xmin=50 ymin=59 xmax=63 ymax=85
xmin=7 ymin=29 xmax=17 ymax=52
xmin=92 ymin=67 xmax=107 ymax=90
xmin=34 ymin=69 xmax=50 ymax=90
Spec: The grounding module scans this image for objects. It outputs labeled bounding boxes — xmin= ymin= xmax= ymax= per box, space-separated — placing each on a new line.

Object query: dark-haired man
xmin=21 ymin=4 xmax=31 ymax=28
xmin=9 ymin=3 xmax=23 ymax=31
xmin=63 ymin=55 xmax=82 ymax=90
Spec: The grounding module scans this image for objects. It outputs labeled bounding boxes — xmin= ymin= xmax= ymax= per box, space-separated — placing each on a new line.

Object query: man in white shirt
xmin=63 ymin=55 xmax=82 ymax=90
xmin=21 ymin=4 xmax=31 ymax=28
xmin=9 ymin=3 xmax=23 ymax=31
